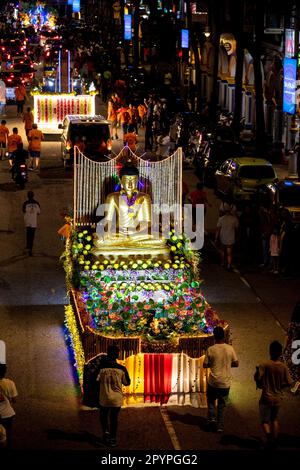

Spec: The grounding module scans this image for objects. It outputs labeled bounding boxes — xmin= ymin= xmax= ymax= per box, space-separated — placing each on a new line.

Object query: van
xmin=59 ymin=115 xmax=112 ymax=167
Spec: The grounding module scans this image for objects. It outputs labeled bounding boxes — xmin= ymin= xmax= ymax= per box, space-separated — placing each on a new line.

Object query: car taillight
xmin=66 ymin=140 xmax=72 ymax=150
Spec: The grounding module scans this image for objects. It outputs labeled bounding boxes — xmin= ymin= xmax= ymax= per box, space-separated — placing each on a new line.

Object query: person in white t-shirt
xmin=0 ymin=363 xmax=18 ymax=448
xmin=22 ymin=190 xmax=40 ymax=256
xmin=215 ymin=207 xmax=239 ymax=271
xmin=203 ymin=326 xmax=239 ymax=432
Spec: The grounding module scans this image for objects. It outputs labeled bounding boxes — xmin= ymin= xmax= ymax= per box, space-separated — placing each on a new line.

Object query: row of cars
xmin=0 ymin=36 xmax=36 ymax=101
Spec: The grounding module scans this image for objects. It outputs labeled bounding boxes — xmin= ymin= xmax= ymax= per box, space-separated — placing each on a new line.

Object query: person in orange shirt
xmin=0 ymin=119 xmax=9 ymax=160
xmin=27 ymin=123 xmax=44 ymax=171
xmin=117 ymin=106 xmax=130 ymax=137
xmin=137 ymin=102 xmax=147 ymax=128
xmin=123 ymin=125 xmax=138 ymax=152
xmin=23 ymin=107 xmax=34 ymax=138
xmin=15 ymin=83 xmax=27 ymax=115
xmin=8 ymin=128 xmax=22 ymax=166
xmin=128 ymin=104 xmax=139 ymax=134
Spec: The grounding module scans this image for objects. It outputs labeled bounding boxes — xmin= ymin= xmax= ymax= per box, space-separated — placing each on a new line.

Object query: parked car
xmin=58 ymin=115 xmax=112 ymax=167
xmin=195 ymin=139 xmax=244 ymax=186
xmin=215 ymin=157 xmax=278 ymax=200
xmin=256 ymin=180 xmax=300 ymax=225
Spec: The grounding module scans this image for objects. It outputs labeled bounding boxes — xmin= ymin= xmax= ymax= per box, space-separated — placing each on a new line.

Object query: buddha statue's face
xmin=121 ymin=175 xmax=138 ymax=195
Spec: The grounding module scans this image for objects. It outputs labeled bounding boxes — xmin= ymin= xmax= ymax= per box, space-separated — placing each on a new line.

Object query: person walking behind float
xmin=7 ymin=127 xmax=22 ymax=167
xmin=97 ymin=345 xmax=130 ymax=447
xmin=22 ymin=190 xmax=40 ymax=256
xmin=27 ymin=123 xmax=44 ymax=171
xmin=203 ymin=326 xmax=239 ymax=433
xmin=215 ymin=205 xmax=239 ymax=271
xmin=269 ymin=226 xmax=280 ymax=274
xmin=23 ymin=106 xmax=34 ymax=138
xmin=0 ymin=363 xmax=18 ymax=449
xmin=254 ymin=340 xmax=293 ymax=449
xmin=15 ymin=82 xmax=27 ymax=116
xmin=11 ymin=142 xmax=28 ymax=181
xmin=0 ymin=119 xmax=9 ymax=160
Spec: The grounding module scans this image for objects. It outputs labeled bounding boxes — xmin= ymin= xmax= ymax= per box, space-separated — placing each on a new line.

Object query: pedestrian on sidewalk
xmin=269 ymin=226 xmax=280 ymax=273
xmin=0 ymin=363 xmax=18 ymax=449
xmin=254 ymin=340 xmax=293 ymax=449
xmin=22 ymin=191 xmax=40 ymax=256
xmin=96 ymin=345 xmax=130 ymax=447
xmin=203 ymin=326 xmax=239 ymax=433
xmin=215 ymin=206 xmax=239 ymax=271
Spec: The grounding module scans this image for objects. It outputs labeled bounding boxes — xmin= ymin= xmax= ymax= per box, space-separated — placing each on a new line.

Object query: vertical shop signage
xmin=181 ymin=29 xmax=189 ymax=49
xmin=72 ymin=0 xmax=80 ymax=13
xmin=285 ymin=29 xmax=295 ymax=58
xmin=283 ymin=58 xmax=297 ymax=114
xmin=124 ymin=14 xmax=132 ymax=40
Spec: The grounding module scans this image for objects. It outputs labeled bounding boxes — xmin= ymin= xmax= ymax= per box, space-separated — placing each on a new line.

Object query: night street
xmin=0 ymin=1 xmax=300 ymax=466
xmin=0 ymin=99 xmax=299 ymax=455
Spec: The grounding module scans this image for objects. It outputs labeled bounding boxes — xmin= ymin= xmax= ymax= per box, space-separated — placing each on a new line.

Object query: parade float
xmin=63 ymin=147 xmax=228 ymax=406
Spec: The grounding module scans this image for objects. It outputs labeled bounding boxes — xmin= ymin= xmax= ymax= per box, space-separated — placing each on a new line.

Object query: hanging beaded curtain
xmin=74 ymin=146 xmax=183 ymax=229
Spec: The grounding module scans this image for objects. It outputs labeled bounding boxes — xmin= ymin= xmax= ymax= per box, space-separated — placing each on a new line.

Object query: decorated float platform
xmin=32 ymin=92 xmax=96 ymax=133
xmin=63 ymin=147 xmax=229 ymax=407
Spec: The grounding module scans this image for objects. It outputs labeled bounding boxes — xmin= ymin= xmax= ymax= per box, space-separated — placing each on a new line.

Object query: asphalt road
xmin=0 ymin=100 xmax=299 ymax=462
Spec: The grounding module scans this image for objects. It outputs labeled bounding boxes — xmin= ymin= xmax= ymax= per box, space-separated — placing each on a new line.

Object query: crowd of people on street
xmin=0 ymin=111 xmax=44 ymax=172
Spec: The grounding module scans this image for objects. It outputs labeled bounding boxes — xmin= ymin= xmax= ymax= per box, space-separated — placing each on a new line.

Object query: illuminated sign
xmin=181 ymin=29 xmax=189 ymax=49
xmin=124 ymin=14 xmax=132 ymax=40
xmin=283 ymin=58 xmax=297 ymax=114
xmin=72 ymin=0 xmax=80 ymax=13
xmin=285 ymin=29 xmax=295 ymax=58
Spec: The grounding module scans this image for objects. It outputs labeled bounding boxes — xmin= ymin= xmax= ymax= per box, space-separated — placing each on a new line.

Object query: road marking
xmin=160 ymin=406 xmax=181 ymax=450
xmin=239 ymin=276 xmax=251 ymax=288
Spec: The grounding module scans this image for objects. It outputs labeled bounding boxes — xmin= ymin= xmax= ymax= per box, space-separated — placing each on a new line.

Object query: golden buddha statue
xmin=93 ymin=163 xmax=169 ymax=257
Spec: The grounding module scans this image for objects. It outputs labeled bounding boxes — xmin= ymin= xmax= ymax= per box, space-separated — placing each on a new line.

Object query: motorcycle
xmin=12 ymin=161 xmax=28 ymax=189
